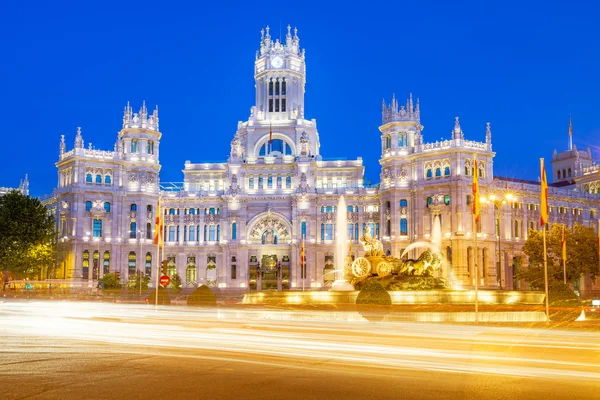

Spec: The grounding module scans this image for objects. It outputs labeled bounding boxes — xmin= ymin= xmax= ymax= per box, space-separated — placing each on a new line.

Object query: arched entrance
xmin=246 ymin=209 xmax=292 ymax=291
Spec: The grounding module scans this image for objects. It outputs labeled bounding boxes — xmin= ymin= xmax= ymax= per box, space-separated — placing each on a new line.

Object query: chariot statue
xmin=359 ymin=225 xmax=383 ymax=257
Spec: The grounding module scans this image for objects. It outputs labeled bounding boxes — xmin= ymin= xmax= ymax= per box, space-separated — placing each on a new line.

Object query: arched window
xmin=189 ymin=208 xmax=195 ymax=215
xmin=286 ymin=175 xmax=292 ymax=188
xmin=86 ymin=173 xmax=93 ymax=183
xmin=82 ymin=250 xmax=89 ymax=280
xmin=259 ymin=139 xmax=292 ymax=156
xmin=85 ymin=201 xmax=92 ymax=211
xmin=145 ymin=252 xmax=152 ymax=276
xmin=103 ymin=251 xmax=110 ymax=274
xmin=568 ymin=168 xmax=572 ymax=177
xmin=400 ymin=219 xmax=408 ymax=235
xmin=258 ymin=175 xmax=263 ymax=188
xmin=130 ymin=204 xmax=137 ymax=212
xmin=384 ymin=136 xmax=391 ymax=149
xmin=426 ymin=197 xmax=433 ymax=207
xmin=426 ymin=169 xmax=432 ymax=178
xmin=562 ymin=169 xmax=566 ymax=179
xmin=128 ymin=252 xmax=136 ymax=277
xmin=232 ymin=222 xmax=237 ymax=240
xmin=277 ymin=175 xmax=282 ymax=187
xmin=105 ymin=175 xmax=111 ymax=184
xmin=169 ymin=226 xmax=175 ymax=242
xmin=444 ymin=195 xmax=450 ymax=205
xmin=268 ymin=175 xmax=273 ymax=188
xmin=131 ymin=140 xmax=138 ymax=153
xmin=557 ymin=170 xmax=561 ymax=179
xmin=204 ymin=225 xmax=208 ymax=241
xmin=217 ymin=225 xmax=221 ymax=241
xmin=189 ymin=225 xmax=195 ymax=242
xmin=326 ymin=206 xmax=332 ymax=213
xmin=147 ymin=141 xmax=154 ymax=155
xmin=147 ymin=204 xmax=153 ymax=214
xmin=249 ymin=175 xmax=254 ymax=188
xmin=321 ymin=206 xmax=325 ymax=213
xmin=104 ymin=202 xmax=111 ymax=212
xmin=444 ymin=166 xmax=451 ymax=176
xmin=355 ymin=223 xmax=359 ymax=240
xmin=400 ymin=199 xmax=408 ymax=207
xmin=186 ymin=257 xmax=197 ymax=285
xmin=301 ymin=221 xmax=307 ymax=239
xmin=169 ymin=208 xmax=175 ymax=215
xmin=321 ymin=223 xmax=325 ymax=241
xmin=146 ymin=222 xmax=152 ymax=239
xmin=130 ymin=222 xmax=136 ymax=238
xmin=209 ymin=225 xmax=216 ymax=241
xmin=435 ymin=168 xmax=442 ymax=177
xmin=95 ymin=174 xmax=101 ymax=184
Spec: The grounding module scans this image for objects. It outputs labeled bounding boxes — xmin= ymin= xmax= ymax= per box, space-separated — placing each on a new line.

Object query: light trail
xmin=1 ymin=301 xmax=599 ymax=382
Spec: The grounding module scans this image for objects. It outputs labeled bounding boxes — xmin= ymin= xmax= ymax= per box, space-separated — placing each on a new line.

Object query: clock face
xmin=271 ymin=56 xmax=283 ymax=68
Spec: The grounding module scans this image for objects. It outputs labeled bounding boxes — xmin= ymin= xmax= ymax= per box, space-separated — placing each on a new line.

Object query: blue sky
xmin=1 ymin=0 xmax=599 ymax=196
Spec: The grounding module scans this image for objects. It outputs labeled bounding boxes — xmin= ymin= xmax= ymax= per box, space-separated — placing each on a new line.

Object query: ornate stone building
xmin=44 ymin=25 xmax=600 ymax=294
xmin=0 ymin=175 xmax=29 ymax=196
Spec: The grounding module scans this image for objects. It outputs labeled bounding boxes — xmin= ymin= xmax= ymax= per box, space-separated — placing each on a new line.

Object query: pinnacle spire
xmin=486 ymin=122 xmax=492 ymax=145
xmin=568 ymin=115 xmax=573 ymax=151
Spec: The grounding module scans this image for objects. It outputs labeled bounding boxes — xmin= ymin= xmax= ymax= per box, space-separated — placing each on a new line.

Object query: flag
xmin=472 ymin=155 xmax=480 ymax=223
xmin=561 ymin=225 xmax=567 ymax=262
xmin=153 ymin=199 xmax=163 ymax=247
xmin=540 ymin=158 xmax=549 ymax=226
xmin=269 ymin=122 xmax=273 ymax=144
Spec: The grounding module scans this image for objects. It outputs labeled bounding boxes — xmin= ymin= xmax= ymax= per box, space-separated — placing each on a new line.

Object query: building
xmin=44 ymin=25 xmax=600 ymax=294
xmin=0 ymin=175 xmax=29 ymax=196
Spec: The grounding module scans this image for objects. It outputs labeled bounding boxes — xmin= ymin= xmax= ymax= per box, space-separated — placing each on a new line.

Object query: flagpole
xmin=543 ymin=224 xmax=550 ymax=322
xmin=562 ymin=225 xmax=566 ymax=284
xmin=474 ymin=213 xmax=479 ymax=323
xmin=154 ymin=198 xmax=161 ymax=309
xmin=540 ymin=158 xmax=550 ymax=323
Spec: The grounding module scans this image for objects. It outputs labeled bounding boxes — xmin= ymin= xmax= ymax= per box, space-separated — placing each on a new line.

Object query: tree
xmin=520 ymin=223 xmax=599 ymax=289
xmin=169 ymin=273 xmax=183 ymax=294
xmin=0 ymin=191 xmax=56 ymax=278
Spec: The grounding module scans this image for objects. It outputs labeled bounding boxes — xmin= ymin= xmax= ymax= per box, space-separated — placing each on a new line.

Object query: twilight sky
xmin=1 ymin=0 xmax=599 ymax=197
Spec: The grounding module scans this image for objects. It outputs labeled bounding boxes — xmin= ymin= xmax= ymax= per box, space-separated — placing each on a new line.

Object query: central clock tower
xmin=254 ymin=25 xmax=306 ymax=121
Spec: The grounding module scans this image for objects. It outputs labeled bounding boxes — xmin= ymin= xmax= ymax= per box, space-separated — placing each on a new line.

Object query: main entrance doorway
xmin=249 ymin=253 xmax=290 ymax=291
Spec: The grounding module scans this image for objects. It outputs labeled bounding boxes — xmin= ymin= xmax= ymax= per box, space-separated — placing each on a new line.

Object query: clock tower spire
xmin=254 ymin=25 xmax=306 ymax=121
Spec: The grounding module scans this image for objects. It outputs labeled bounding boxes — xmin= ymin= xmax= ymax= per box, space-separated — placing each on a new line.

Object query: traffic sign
xmin=159 ymin=275 xmax=170 ymax=287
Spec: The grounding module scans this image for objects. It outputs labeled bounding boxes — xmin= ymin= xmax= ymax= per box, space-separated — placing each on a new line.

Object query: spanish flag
xmin=472 ymin=155 xmax=480 ymax=223
xmin=540 ymin=158 xmax=549 ymax=226
xmin=561 ymin=225 xmax=567 ymax=262
xmin=153 ymin=199 xmax=163 ymax=248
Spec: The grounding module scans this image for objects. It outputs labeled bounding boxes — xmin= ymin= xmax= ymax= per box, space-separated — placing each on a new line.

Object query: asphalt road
xmin=1 ymin=300 xmax=599 ymax=400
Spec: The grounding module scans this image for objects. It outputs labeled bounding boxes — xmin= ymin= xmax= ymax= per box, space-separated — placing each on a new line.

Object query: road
xmin=1 ymin=300 xmax=599 ymax=399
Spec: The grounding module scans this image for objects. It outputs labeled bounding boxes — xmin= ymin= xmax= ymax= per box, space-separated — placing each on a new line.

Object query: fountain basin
xmin=242 ymin=290 xmax=545 ymax=306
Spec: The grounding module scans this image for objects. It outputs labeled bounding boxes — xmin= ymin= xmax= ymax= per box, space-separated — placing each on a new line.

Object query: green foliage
xmin=169 ymin=273 xmax=183 ymax=293
xmin=356 ymin=278 xmax=392 ymax=305
xmin=148 ymin=287 xmax=171 ymax=305
xmin=187 ymin=285 xmax=217 ymax=306
xmin=521 ymin=224 xmax=599 ymax=286
xmin=0 ymin=191 xmax=56 ymax=278
xmin=127 ymin=273 xmax=150 ymax=291
xmin=99 ymin=273 xmax=122 ymax=289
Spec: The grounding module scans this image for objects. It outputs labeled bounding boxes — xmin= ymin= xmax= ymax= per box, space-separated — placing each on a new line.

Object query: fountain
xmin=331 ymin=195 xmax=355 ymax=291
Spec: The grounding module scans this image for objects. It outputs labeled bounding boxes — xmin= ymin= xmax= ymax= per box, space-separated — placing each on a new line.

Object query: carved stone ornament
xmin=204 ymin=213 xmax=221 ymax=224
xmin=61 ymin=201 xmax=70 ymax=210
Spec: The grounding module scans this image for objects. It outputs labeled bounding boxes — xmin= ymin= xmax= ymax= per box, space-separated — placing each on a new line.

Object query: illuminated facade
xmin=0 ymin=175 xmax=29 ymax=196
xmin=44 ymin=25 xmax=600 ymax=293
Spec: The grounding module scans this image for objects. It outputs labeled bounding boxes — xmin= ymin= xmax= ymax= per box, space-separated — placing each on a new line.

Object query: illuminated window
xmin=95 ymin=174 xmax=102 ymax=184
xmin=104 ymin=202 xmax=111 ymax=212
xmin=130 ymin=204 xmax=137 ymax=212
xmin=146 ymin=222 xmax=152 ymax=239
xmin=400 ymin=199 xmax=407 ymax=207
xmin=301 ymin=221 xmax=306 ymax=239
xmin=85 ymin=201 xmax=92 ymax=211
xmin=435 ymin=168 xmax=441 ymax=177
xmin=104 ymin=175 xmax=111 ymax=184
xmin=232 ymin=223 xmax=237 ymax=240
xmin=103 ymin=251 xmax=110 ymax=274
xmin=286 ymin=175 xmax=291 ymax=188
xmin=145 ymin=252 xmax=152 ymax=276
xmin=86 ymin=173 xmax=92 ymax=183
xmin=128 ymin=252 xmax=136 ymax=277
xmin=93 ymin=219 xmax=102 ymax=238
xmin=130 ymin=222 xmax=136 ymax=238
xmin=400 ymin=219 xmax=408 ymax=235
xmin=444 ymin=166 xmax=450 ymax=176
xmin=426 ymin=169 xmax=432 ymax=179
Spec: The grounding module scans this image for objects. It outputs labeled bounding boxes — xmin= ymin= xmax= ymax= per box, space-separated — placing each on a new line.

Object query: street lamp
xmin=138 ymin=229 xmax=143 ymax=297
xmin=480 ymin=193 xmax=516 ymax=289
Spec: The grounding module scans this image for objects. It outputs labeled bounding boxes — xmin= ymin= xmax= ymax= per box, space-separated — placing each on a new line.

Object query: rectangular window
xmin=281 ymin=98 xmax=286 ymax=112
xmin=325 ymin=224 xmax=333 ymax=240
xmin=301 ymin=221 xmax=306 ymax=239
xmin=275 ymin=80 xmax=280 ymax=95
xmin=275 ymin=99 xmax=280 ymax=112
xmin=232 ymin=223 xmax=237 ymax=240
xmin=169 ymin=226 xmax=175 ymax=242
xmin=189 ymin=226 xmax=195 ymax=242
xmin=400 ymin=219 xmax=408 ymax=235
xmin=269 ymin=99 xmax=273 ymax=112
xmin=282 ymin=80 xmax=286 ymax=95
xmin=93 ymin=219 xmax=102 ymax=238
xmin=209 ymin=225 xmax=216 ymax=241
xmin=231 ymin=265 xmax=237 ymax=280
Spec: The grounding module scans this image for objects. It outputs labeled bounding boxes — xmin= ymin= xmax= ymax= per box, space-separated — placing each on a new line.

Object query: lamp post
xmin=138 ymin=229 xmax=143 ymax=297
xmin=481 ymin=193 xmax=515 ymax=289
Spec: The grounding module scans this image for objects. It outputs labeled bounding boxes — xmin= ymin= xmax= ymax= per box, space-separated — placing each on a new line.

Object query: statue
xmin=359 ymin=225 xmax=383 ymax=257
xmin=264 ymin=230 xmax=275 ymax=244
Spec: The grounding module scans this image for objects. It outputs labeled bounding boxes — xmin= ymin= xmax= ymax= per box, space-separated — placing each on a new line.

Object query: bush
xmin=99 ymin=273 xmax=121 ymax=289
xmin=187 ymin=285 xmax=217 ymax=306
xmin=148 ymin=287 xmax=171 ymax=305
xmin=127 ymin=273 xmax=150 ymax=291
xmin=356 ymin=278 xmax=392 ymax=306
